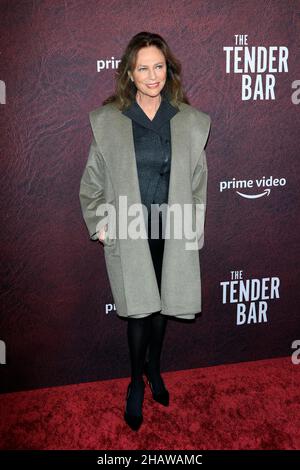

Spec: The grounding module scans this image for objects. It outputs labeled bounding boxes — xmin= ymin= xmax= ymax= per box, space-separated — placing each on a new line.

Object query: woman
xmin=79 ymin=31 xmax=211 ymax=431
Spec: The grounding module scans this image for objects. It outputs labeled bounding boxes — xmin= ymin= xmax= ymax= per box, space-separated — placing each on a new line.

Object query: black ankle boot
xmin=124 ymin=378 xmax=145 ymax=431
xmin=144 ymin=361 xmax=169 ymax=407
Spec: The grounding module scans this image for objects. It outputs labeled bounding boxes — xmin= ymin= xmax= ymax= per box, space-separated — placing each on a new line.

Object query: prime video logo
xmin=220 ymin=175 xmax=286 ymax=199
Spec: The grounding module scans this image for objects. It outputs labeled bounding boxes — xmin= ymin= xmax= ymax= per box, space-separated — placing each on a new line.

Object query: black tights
xmin=127 ymin=311 xmax=168 ymax=387
xmin=125 ymin=211 xmax=168 ymax=415
xmin=127 ymin=211 xmax=168 ymax=383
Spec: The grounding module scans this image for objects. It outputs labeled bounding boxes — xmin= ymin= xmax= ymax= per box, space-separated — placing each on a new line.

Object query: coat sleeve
xmin=192 ymin=115 xmax=211 ymax=250
xmin=79 ymin=136 xmax=108 ymax=241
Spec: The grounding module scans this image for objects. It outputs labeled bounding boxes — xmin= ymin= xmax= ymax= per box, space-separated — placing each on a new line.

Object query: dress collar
xmin=122 ymin=94 xmax=179 ymax=132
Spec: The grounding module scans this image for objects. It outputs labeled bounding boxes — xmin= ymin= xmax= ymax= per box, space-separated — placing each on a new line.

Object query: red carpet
xmin=0 ymin=357 xmax=299 ymax=450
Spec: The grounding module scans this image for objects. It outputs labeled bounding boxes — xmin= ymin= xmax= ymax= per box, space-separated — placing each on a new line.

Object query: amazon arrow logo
xmin=236 ymin=189 xmax=271 ymax=199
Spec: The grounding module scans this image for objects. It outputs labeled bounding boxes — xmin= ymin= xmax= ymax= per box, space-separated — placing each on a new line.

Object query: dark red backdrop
xmin=0 ymin=0 xmax=299 ymax=392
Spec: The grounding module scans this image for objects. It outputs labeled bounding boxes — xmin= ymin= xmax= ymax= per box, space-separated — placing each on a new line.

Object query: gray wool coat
xmin=79 ymin=100 xmax=211 ymax=320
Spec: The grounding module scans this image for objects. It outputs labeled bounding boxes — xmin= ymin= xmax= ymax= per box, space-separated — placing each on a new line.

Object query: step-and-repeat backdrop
xmin=1 ymin=0 xmax=299 ymax=392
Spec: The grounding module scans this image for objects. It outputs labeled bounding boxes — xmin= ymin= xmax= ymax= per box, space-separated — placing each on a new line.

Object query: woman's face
xmin=129 ymin=45 xmax=167 ymax=98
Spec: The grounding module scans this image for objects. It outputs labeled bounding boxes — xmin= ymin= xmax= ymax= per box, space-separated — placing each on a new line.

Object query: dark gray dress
xmin=122 ymin=95 xmax=179 ymax=293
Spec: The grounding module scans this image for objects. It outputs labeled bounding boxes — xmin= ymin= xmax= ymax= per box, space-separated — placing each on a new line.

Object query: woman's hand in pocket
xmin=98 ymin=224 xmax=108 ymax=245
